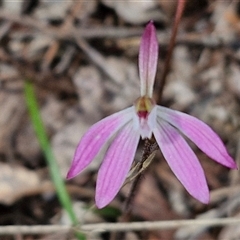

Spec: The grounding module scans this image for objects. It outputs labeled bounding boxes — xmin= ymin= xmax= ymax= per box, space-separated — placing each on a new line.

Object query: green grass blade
xmin=24 ymin=81 xmax=86 ymax=240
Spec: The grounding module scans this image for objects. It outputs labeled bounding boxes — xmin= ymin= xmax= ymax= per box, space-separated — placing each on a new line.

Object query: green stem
xmin=24 ymin=81 xmax=85 ymax=240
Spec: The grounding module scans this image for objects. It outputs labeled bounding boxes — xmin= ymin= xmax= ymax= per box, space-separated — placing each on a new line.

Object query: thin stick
xmin=157 ymin=0 xmax=186 ymax=104
xmin=0 ymin=218 xmax=240 ymax=235
xmin=0 ymin=9 xmax=142 ymax=39
xmin=83 ymin=217 xmax=240 ymax=232
xmin=0 ymin=9 xmax=231 ymax=47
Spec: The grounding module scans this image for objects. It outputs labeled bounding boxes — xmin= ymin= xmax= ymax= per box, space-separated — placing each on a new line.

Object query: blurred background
xmin=0 ymin=0 xmax=240 ymax=239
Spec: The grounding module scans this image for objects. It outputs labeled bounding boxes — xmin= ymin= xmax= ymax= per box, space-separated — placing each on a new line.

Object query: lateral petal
xmin=157 ymin=106 xmax=237 ymax=169
xmin=67 ymin=107 xmax=135 ymax=179
xmin=153 ymin=120 xmax=209 ymax=204
xmin=139 ymin=21 xmax=159 ymax=97
xmin=96 ymin=123 xmax=140 ymax=208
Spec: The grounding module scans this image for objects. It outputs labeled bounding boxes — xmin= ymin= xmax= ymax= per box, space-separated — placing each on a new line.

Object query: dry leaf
xmin=0 ymin=163 xmax=41 ymax=205
xmin=0 ymin=90 xmax=25 ymax=153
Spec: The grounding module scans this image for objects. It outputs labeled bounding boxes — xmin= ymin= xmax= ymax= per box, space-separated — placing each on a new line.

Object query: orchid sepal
xmin=139 ymin=21 xmax=159 ymax=97
xmin=67 ymin=107 xmax=134 ymax=179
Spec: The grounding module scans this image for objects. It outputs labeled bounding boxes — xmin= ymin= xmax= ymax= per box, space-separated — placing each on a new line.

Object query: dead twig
xmin=0 ymin=9 xmax=232 ymax=47
xmin=0 ymin=9 xmax=142 ymax=39
xmin=0 ymin=218 xmax=239 ymax=235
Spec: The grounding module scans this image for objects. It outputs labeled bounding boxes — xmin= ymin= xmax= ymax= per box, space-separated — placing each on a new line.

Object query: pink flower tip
xmin=139 ymin=20 xmax=158 ymax=97
xmin=66 ymin=169 xmax=75 ymax=180
xmin=95 ymin=197 xmax=108 ymax=209
xmin=196 ymin=190 xmax=210 ymax=204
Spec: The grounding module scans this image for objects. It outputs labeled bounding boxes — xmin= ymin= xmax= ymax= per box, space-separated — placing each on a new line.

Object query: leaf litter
xmin=0 ymin=0 xmax=240 ymax=239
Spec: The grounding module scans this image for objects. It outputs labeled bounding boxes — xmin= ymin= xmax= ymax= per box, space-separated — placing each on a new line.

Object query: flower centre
xmin=134 ymin=96 xmax=155 ymax=118
xmin=133 ymin=96 xmax=156 ymax=139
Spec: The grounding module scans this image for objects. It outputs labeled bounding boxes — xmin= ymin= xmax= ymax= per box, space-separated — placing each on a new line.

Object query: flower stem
xmin=123 ymin=139 xmax=158 ymax=214
xmin=24 ymin=81 xmax=86 ymax=240
xmin=117 ymin=1 xmax=187 ymax=237
xmin=157 ymin=0 xmax=186 ymax=104
xmin=114 ymin=140 xmax=158 ymax=239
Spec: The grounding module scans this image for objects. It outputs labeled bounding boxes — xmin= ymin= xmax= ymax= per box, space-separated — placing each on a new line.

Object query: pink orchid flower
xmin=67 ymin=21 xmax=237 ymax=209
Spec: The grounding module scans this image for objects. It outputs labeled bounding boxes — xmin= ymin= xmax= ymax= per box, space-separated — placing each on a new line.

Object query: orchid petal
xmin=153 ymin=120 xmax=209 ymax=203
xmin=157 ymin=106 xmax=237 ymax=169
xmin=139 ymin=21 xmax=159 ymax=97
xmin=67 ymin=107 xmax=135 ymax=179
xmin=96 ymin=123 xmax=140 ymax=208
